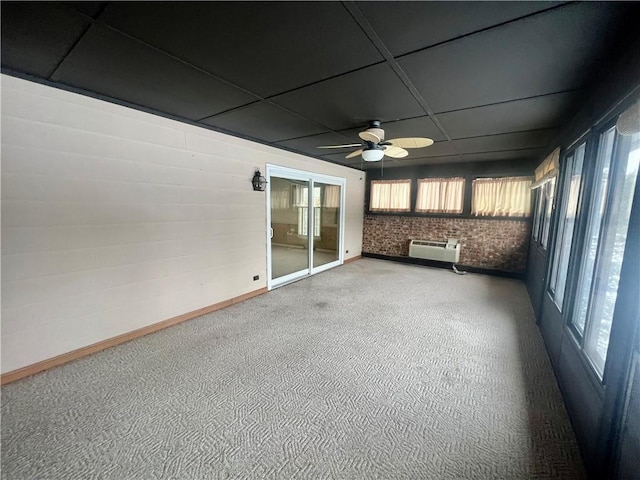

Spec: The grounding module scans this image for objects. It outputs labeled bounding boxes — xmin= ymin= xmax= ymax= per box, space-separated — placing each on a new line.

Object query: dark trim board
xmin=362 ymin=252 xmax=525 ymax=279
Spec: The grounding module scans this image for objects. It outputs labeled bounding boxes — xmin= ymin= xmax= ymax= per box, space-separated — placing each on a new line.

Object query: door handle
xmin=270 ymin=227 xmax=274 ymax=239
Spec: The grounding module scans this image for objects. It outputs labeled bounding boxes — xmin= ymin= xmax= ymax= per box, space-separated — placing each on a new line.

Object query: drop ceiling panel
xmin=404 ymin=141 xmax=457 ymax=159
xmin=452 ymin=129 xmax=558 ymax=154
xmin=461 ymin=149 xmax=544 ymax=163
xmin=51 ymin=25 xmax=258 ymax=121
xmin=1 ymin=3 xmax=90 ymax=78
xmin=398 ymin=2 xmax=627 ymax=113
xmin=358 ymin=1 xmax=563 ymax=56
xmin=100 ymin=2 xmax=383 ymax=98
xmin=316 ymin=152 xmax=359 ymax=167
xmin=2 ymin=2 xmax=638 ymax=170
xmin=437 ymin=91 xmax=579 ymax=139
xmin=373 ymin=155 xmax=461 ymax=168
xmin=202 ymin=102 xmax=326 ymax=143
xmin=271 ymin=63 xmax=425 ymax=131
xmin=277 ymin=132 xmax=358 ymax=157
xmin=63 ymin=2 xmax=107 ymax=18
xmin=340 ymin=116 xmax=447 ymax=143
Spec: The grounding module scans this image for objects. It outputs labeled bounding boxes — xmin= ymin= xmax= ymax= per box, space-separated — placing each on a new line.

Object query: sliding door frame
xmin=266 ymin=164 xmax=346 ymax=290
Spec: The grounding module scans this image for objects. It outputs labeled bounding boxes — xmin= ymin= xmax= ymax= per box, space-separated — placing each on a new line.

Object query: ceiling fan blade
xmin=387 ymin=137 xmax=434 ymax=149
xmin=317 ymin=143 xmax=362 ymax=149
xmin=345 ymin=149 xmax=363 ymax=159
xmin=358 ymin=130 xmax=382 ymax=143
xmin=384 ymin=146 xmax=409 ymax=158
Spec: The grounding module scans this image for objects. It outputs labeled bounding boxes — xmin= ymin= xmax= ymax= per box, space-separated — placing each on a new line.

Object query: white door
xmin=266 ymin=165 xmax=345 ymax=289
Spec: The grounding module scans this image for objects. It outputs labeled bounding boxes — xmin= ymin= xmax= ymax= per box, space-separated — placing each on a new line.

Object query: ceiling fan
xmin=317 ymin=120 xmax=434 ymax=162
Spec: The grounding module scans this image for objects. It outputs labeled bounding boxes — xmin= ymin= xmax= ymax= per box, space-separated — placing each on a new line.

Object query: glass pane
xmin=585 ymin=131 xmax=640 ymax=376
xmin=541 ymin=177 xmax=556 ymax=250
xmin=550 ymin=145 xmax=585 ymax=310
xmin=270 ymin=177 xmax=310 ymax=279
xmin=532 ymin=188 xmax=543 ymax=242
xmin=313 ymin=182 xmax=341 ymax=268
xmin=572 ymin=127 xmax=616 ymax=334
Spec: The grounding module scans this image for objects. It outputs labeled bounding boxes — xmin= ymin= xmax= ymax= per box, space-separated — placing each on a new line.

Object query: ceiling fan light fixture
xmin=362 ymin=148 xmax=385 ymax=162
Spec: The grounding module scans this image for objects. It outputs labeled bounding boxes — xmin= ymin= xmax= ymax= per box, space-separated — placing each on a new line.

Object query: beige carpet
xmin=1 ymin=259 xmax=585 ymax=479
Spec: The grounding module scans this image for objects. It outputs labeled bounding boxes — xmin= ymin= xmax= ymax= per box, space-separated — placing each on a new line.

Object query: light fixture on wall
xmin=361 ymin=147 xmax=385 ymax=162
xmin=252 ymin=169 xmax=267 ymax=191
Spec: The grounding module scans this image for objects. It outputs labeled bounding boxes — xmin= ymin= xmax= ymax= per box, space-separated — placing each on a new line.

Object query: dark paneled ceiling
xmin=2 ymin=1 xmax=638 ymax=170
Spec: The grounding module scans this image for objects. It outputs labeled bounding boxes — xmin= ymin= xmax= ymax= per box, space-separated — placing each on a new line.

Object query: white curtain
xmin=415 ymin=177 xmax=464 ymax=213
xmin=271 ymin=187 xmax=290 ymax=210
xmin=292 ymin=185 xmax=321 ymax=207
xmin=323 ymin=185 xmax=341 ymax=208
xmin=472 ymin=176 xmax=533 ymax=217
xmin=370 ymin=180 xmax=411 ymax=212
xmin=531 ymin=147 xmax=560 ymax=190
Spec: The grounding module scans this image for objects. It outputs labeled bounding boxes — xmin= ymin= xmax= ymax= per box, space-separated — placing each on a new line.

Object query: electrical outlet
xmin=253 ymin=275 xmax=259 ymax=281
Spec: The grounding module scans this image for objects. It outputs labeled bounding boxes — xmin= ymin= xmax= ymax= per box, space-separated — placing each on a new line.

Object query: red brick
xmin=362 ymin=215 xmax=531 ymax=273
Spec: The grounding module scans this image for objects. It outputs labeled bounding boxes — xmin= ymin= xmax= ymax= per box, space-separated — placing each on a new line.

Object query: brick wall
xmin=363 ymin=215 xmax=531 ymax=272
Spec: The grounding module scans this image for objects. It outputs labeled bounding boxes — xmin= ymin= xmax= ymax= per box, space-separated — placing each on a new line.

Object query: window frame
xmin=414 ymin=177 xmax=465 ymax=214
xmin=568 ymin=126 xmax=639 ymax=379
xmin=368 ymin=179 xmax=412 ymax=213
xmin=470 ymin=175 xmax=534 ymax=218
xmin=366 ymin=174 xmax=533 ymax=220
xmin=547 ymin=143 xmax=586 ymax=311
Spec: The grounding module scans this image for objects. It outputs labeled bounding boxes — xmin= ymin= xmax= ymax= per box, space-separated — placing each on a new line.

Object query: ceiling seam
xmin=452 ymin=127 xmax=560 ymax=142
xmin=393 ymin=2 xmax=575 ymax=61
xmin=341 ymin=1 xmax=464 ymax=162
xmin=47 ymin=3 xmax=109 ymax=80
xmin=56 ymin=2 xmax=359 ymax=149
xmin=433 ymin=89 xmax=583 ymax=115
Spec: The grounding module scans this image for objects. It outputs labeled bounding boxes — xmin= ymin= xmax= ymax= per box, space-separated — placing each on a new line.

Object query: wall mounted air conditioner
xmin=409 ymin=239 xmax=460 ymax=263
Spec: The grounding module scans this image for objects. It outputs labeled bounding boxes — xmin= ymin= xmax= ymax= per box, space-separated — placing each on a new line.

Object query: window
xmin=549 ymin=144 xmax=585 ymax=311
xmin=572 ymin=129 xmax=639 ymax=377
xmin=294 ymin=185 xmax=321 ymax=236
xmin=532 ymin=188 xmax=544 ymax=242
xmin=370 ymin=180 xmax=411 ymax=212
xmin=471 ymin=176 xmax=533 ymax=217
xmin=531 ymin=149 xmax=559 ymax=248
xmin=572 ymin=129 xmax=616 ymax=335
xmin=541 ymin=177 xmax=556 ymax=250
xmin=415 ymin=177 xmax=464 ymax=213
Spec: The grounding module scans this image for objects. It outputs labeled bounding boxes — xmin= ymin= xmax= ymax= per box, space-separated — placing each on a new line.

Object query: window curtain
xmin=531 ymin=147 xmax=560 ymax=190
xmin=323 ymin=185 xmax=341 ymax=208
xmin=271 ymin=187 xmax=290 ymax=210
xmin=292 ymin=185 xmax=321 ymax=207
xmin=370 ymin=180 xmax=411 ymax=212
xmin=415 ymin=177 xmax=464 ymax=213
xmin=472 ymin=176 xmax=533 ymax=217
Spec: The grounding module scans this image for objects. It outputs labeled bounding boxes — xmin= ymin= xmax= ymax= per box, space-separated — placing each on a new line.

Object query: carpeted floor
xmin=1 ymin=259 xmax=585 ymax=479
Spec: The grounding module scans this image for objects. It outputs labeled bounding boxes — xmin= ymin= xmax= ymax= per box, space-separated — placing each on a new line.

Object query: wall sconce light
xmin=252 ymin=169 xmax=267 ymax=191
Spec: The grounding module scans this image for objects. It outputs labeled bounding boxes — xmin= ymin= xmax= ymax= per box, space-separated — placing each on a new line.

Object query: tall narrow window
xmin=471 ymin=176 xmax=532 ymax=217
xmin=541 ymin=177 xmax=556 ymax=250
xmin=370 ymin=180 xmax=411 ymax=212
xmin=295 ymin=185 xmax=321 ymax=236
xmin=549 ymin=144 xmax=585 ymax=310
xmin=531 ymin=188 xmax=544 ymax=242
xmin=572 ymin=129 xmax=616 ymax=335
xmin=574 ymin=129 xmax=639 ymax=376
xmin=415 ymin=177 xmax=464 ymax=213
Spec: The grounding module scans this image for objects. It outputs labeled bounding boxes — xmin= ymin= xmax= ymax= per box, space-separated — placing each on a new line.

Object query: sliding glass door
xmin=266 ymin=165 xmax=345 ymax=289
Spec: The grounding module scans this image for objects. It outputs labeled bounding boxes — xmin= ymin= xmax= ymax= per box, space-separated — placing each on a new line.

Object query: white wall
xmin=0 ymin=75 xmax=365 ymax=373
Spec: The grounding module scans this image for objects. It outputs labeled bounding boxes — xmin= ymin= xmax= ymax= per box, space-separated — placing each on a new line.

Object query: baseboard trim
xmin=344 ymin=255 xmax=362 ymax=264
xmin=1 ymin=287 xmax=268 ymax=386
xmin=361 ymin=252 xmax=525 ymax=279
